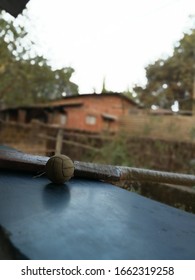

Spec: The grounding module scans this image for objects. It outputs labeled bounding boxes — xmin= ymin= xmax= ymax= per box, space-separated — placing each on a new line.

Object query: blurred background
xmin=0 ymin=0 xmax=195 ymax=176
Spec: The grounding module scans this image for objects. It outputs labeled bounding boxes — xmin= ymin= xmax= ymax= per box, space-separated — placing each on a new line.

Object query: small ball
xmin=45 ymin=154 xmax=74 ymax=184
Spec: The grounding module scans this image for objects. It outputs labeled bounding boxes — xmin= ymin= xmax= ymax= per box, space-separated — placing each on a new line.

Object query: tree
xmin=134 ymin=25 xmax=195 ymax=110
xmin=123 ymin=87 xmax=140 ymax=105
xmin=0 ymin=11 xmax=79 ymax=107
xmin=101 ymin=77 xmax=108 ymax=94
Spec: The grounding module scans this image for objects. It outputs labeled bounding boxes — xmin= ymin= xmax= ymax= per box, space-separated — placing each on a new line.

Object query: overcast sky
xmin=22 ymin=0 xmax=195 ymax=93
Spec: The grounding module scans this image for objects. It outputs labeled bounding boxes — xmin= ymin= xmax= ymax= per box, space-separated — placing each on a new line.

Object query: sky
xmin=21 ymin=0 xmax=195 ymax=94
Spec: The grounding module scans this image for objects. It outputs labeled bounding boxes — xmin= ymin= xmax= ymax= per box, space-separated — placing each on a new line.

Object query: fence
xmin=1 ymin=119 xmax=195 ymax=213
xmin=0 ymin=119 xmax=106 ymax=156
xmin=0 ymin=120 xmax=48 ymax=155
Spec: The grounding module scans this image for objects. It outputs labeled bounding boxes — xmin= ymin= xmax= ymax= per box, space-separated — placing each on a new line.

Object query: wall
xmin=119 ymin=114 xmax=195 ymax=142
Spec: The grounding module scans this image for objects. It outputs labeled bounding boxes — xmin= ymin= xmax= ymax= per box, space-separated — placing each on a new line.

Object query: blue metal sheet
xmin=0 ymin=170 xmax=195 ymax=260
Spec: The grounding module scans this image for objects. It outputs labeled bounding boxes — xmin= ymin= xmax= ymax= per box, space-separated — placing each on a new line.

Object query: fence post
xmin=55 ymin=129 xmax=63 ymax=154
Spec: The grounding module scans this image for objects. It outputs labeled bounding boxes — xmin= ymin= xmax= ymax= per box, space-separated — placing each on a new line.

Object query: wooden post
xmin=192 ymin=50 xmax=195 ymax=115
xmin=193 ymin=75 xmax=195 ymax=115
xmin=55 ymin=129 xmax=63 ymax=154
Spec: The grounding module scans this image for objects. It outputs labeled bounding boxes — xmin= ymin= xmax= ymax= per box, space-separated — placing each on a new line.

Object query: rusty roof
xmin=0 ymin=93 xmax=139 ymax=111
xmin=49 ymin=93 xmax=139 ymax=107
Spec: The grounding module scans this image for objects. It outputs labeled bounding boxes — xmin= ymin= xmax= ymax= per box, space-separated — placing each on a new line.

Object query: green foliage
xmin=0 ymin=11 xmax=79 ymax=107
xmin=143 ymin=123 xmax=152 ymax=136
xmin=190 ymin=127 xmax=195 ymax=140
xmin=123 ymin=88 xmax=140 ymax=104
xmin=93 ymin=132 xmax=133 ymax=166
xmin=134 ymin=21 xmax=195 ymax=110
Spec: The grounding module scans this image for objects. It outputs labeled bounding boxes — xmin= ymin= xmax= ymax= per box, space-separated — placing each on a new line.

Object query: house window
xmin=86 ymin=115 xmax=96 ymax=125
xmin=60 ymin=114 xmax=67 ymax=125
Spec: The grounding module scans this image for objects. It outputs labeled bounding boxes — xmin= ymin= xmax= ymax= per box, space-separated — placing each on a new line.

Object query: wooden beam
xmin=1 ymin=149 xmax=195 ymax=187
xmin=39 ymin=134 xmax=100 ymax=152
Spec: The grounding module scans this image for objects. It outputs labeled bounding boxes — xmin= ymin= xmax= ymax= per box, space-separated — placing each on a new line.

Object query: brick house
xmin=48 ymin=93 xmax=139 ymax=132
xmin=0 ymin=93 xmax=140 ymax=133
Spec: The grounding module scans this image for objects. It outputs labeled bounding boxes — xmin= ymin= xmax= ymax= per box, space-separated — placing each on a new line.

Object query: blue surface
xmin=0 ymin=170 xmax=195 ymax=260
